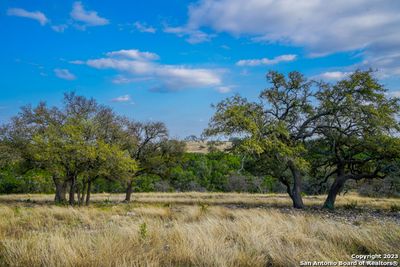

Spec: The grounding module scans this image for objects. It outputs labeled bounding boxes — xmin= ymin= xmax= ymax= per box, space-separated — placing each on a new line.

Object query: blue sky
xmin=1 ymin=0 xmax=400 ymax=138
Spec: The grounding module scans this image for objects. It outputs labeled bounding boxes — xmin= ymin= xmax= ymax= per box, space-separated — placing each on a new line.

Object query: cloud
xmin=111 ymin=95 xmax=131 ymax=102
xmin=51 ymin=24 xmax=68 ymax=32
xmin=187 ymin=0 xmax=400 ymax=55
xmin=70 ymin=1 xmax=109 ymax=27
xmin=7 ymin=8 xmax=49 ymax=25
xmin=216 ymin=86 xmax=234 ymax=93
xmin=134 ymin=22 xmax=156 ymax=33
xmin=186 ymin=0 xmax=400 ymax=76
xmin=164 ymin=26 xmax=214 ymax=44
xmin=106 ymin=49 xmax=159 ymax=61
xmin=54 ymin=69 xmax=76 ymax=80
xmin=236 ymin=54 xmax=297 ymax=66
xmin=157 ymin=67 xmax=221 ymax=89
xmin=8 ymin=3 xmax=108 ymax=32
xmin=112 ymin=76 xmax=133 ymax=84
xmin=314 ymin=71 xmax=352 ymax=80
xmin=358 ymin=53 xmax=400 ymax=78
xmin=69 ymin=60 xmax=85 ymax=65
xmin=386 ymin=90 xmax=400 ymax=98
xmin=112 ymin=75 xmax=152 ymax=84
xmin=83 ymin=49 xmax=222 ymax=91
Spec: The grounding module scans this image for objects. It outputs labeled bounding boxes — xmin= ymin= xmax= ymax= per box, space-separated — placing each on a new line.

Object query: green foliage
xmin=199 ymin=203 xmax=209 ymax=213
xmin=92 ymin=177 xmax=125 ymax=193
xmin=133 ymin=175 xmax=160 ymax=192
xmin=167 ymin=152 xmax=242 ymax=192
xmin=139 ymin=222 xmax=148 ymax=239
xmin=0 ymin=168 xmax=53 ymax=194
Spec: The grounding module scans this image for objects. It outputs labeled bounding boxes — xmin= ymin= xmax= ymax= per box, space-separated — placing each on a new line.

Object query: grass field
xmin=0 ymin=193 xmax=399 ymax=267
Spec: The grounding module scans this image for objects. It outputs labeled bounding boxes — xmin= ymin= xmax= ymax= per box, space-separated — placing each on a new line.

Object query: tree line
xmin=0 ymin=70 xmax=399 ymax=209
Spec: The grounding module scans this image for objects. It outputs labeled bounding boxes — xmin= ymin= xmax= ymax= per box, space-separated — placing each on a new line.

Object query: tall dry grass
xmin=0 ymin=193 xmax=399 ymax=266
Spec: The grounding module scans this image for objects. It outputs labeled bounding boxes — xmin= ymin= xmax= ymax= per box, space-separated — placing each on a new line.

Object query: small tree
xmin=122 ymin=121 xmax=185 ymax=201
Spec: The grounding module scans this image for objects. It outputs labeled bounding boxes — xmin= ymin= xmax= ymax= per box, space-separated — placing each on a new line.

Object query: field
xmin=0 ymin=193 xmax=399 ymax=267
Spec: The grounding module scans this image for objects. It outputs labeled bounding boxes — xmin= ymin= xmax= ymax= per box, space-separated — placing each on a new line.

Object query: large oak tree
xmin=205 ymin=71 xmax=331 ymax=208
xmin=313 ymin=70 xmax=400 ymax=209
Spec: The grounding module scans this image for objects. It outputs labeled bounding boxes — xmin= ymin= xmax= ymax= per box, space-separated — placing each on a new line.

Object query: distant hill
xmin=184 ymin=141 xmax=232 ymax=154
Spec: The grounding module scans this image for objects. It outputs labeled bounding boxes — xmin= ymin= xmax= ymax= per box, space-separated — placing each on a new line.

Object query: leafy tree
xmin=78 ymin=108 xmax=137 ymax=205
xmin=1 ymin=93 xmax=137 ymax=205
xmin=0 ymin=101 xmax=67 ymax=200
xmin=122 ymin=120 xmax=185 ymax=201
xmin=313 ymin=70 xmax=400 ymax=209
xmin=205 ymin=71 xmax=330 ymax=208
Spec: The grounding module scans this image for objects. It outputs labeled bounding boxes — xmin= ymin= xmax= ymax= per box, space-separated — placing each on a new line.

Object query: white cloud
xmin=187 ymin=0 xmax=400 ymax=55
xmin=69 ymin=60 xmax=85 ymax=65
xmin=54 ymin=69 xmax=76 ymax=80
xmin=134 ymin=22 xmax=156 ymax=33
xmin=164 ymin=26 xmax=214 ymax=44
xmin=156 ymin=66 xmax=221 ymax=89
xmin=387 ymin=90 xmax=400 ymax=98
xmin=111 ymin=95 xmax=131 ymax=102
xmin=70 ymin=1 xmax=109 ymax=27
xmin=83 ymin=48 xmax=222 ymax=91
xmin=236 ymin=54 xmax=297 ymax=66
xmin=216 ymin=86 xmax=234 ymax=93
xmin=359 ymin=53 xmax=400 ymax=78
xmin=186 ymin=0 xmax=400 ymax=76
xmin=106 ymin=49 xmax=159 ymax=61
xmin=7 ymin=8 xmax=49 ymax=25
xmin=112 ymin=75 xmax=152 ymax=84
xmin=314 ymin=71 xmax=352 ymax=80
xmin=112 ymin=76 xmax=133 ymax=84
xmin=51 ymin=24 xmax=68 ymax=32
xmin=87 ymin=58 xmax=155 ymax=75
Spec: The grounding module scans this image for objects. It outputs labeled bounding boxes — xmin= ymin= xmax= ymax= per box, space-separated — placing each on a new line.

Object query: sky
xmin=1 ymin=0 xmax=400 ymax=138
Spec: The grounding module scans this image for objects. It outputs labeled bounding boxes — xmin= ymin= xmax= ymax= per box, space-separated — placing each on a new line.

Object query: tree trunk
xmin=53 ymin=177 xmax=67 ymax=203
xmin=69 ymin=176 xmax=76 ymax=205
xmin=323 ymin=176 xmax=347 ymax=210
xmin=77 ymin=186 xmax=81 ymax=206
xmin=125 ymin=180 xmax=133 ymax=202
xmin=288 ymin=161 xmax=304 ymax=209
xmin=85 ymin=180 xmax=92 ymax=206
xmin=80 ymin=181 xmax=87 ymax=205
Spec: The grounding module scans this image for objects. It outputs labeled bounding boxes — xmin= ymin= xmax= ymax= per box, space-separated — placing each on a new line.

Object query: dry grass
xmin=1 ymin=192 xmax=399 ymax=210
xmin=0 ymin=193 xmax=399 ymax=267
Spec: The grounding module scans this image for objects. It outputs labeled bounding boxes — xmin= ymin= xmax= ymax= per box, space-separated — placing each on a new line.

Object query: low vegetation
xmin=0 ymin=193 xmax=399 ymax=267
